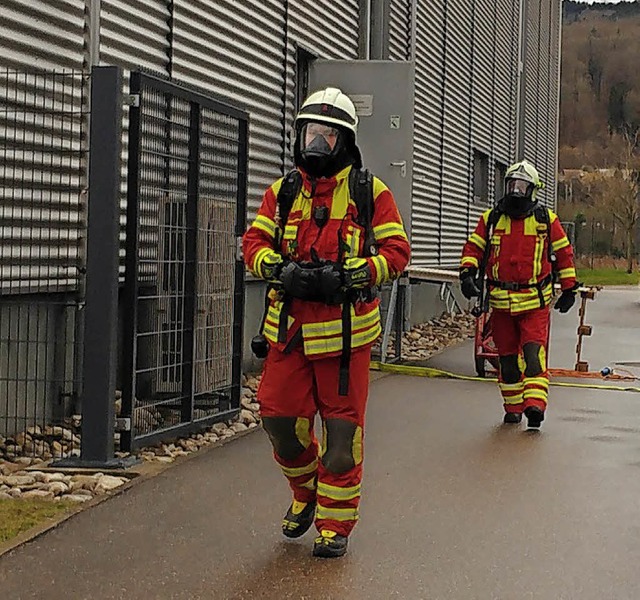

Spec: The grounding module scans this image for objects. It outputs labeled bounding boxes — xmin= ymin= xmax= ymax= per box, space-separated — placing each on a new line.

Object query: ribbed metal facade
xmin=99 ymin=0 xmax=170 ymax=72
xmin=0 ymin=0 xmax=562 ymax=277
xmin=412 ymin=0 xmax=523 ymax=266
xmin=412 ymin=1 xmax=446 ymax=265
xmin=0 ymin=0 xmax=85 ymax=70
xmin=522 ymin=0 xmax=561 ymax=208
xmin=388 ymin=0 xmax=413 ymax=61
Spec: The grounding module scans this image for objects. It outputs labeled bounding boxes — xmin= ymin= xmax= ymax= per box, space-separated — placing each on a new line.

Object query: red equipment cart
xmin=474 ymin=310 xmax=499 ymax=377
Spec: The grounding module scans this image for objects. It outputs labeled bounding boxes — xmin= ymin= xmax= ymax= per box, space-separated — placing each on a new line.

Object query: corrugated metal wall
xmin=412 ymin=0 xmax=522 ymax=267
xmin=522 ymin=0 xmax=560 ymax=208
xmin=0 ymin=0 xmax=85 ymax=70
xmin=283 ymin=0 xmax=361 ymax=181
xmin=0 ymin=1 xmax=87 ymax=292
xmin=0 ymin=0 xmax=562 ymax=276
xmin=389 ymin=0 xmax=413 ymax=61
xmin=172 ymin=0 xmax=285 ymax=218
xmin=99 ymin=0 xmax=170 ymax=72
xmin=412 ymin=1 xmax=445 ymax=265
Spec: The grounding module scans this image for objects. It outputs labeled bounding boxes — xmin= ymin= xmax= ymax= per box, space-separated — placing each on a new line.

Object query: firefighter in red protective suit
xmin=243 ymin=87 xmax=410 ymax=558
xmin=459 ymin=160 xmax=577 ymax=429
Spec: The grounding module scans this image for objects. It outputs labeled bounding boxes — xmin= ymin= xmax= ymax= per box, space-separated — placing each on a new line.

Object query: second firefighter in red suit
xmin=459 ymin=160 xmax=577 ymax=428
xmin=243 ymin=88 xmax=410 ymax=557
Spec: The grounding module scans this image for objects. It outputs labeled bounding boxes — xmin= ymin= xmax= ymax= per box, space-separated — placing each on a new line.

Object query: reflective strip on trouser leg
xmin=498 ymin=354 xmax=523 ymax=413
xmin=262 ymin=416 xmax=318 ymax=502
xmin=522 ymin=342 xmax=548 ymax=411
xmin=316 ymin=418 xmax=363 ymax=537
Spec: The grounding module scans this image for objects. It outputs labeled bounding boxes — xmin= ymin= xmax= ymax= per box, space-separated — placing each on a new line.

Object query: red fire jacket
xmin=243 ymin=165 xmax=410 ymax=358
xmin=461 ymin=208 xmax=576 ymax=314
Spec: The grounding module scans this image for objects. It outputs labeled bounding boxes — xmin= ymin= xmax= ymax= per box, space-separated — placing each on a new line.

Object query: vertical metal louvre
xmin=439 ymin=0 xmax=474 ymax=266
xmin=0 ymin=0 xmax=85 ymax=70
xmin=171 ymin=0 xmax=285 ymax=221
xmin=389 ymin=0 xmax=413 ymax=61
xmin=412 ymin=1 xmax=445 ymax=266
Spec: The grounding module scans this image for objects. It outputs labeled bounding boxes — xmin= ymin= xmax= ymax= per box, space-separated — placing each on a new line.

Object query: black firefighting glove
xmin=459 ymin=266 xmax=480 ymax=299
xmin=318 ymin=263 xmax=344 ymax=296
xmin=554 ymin=288 xmax=576 ymax=313
xmin=279 ymin=261 xmax=318 ymax=298
xmin=342 ymin=258 xmax=372 ymax=290
xmin=259 ymin=250 xmax=284 ymax=283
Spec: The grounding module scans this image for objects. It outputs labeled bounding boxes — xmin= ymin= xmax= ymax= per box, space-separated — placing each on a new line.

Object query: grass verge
xmin=0 ymin=499 xmax=74 ymax=544
xmin=576 ymin=268 xmax=640 ymax=286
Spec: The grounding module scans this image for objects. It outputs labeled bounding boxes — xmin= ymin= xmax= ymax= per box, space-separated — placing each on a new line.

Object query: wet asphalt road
xmin=1 ymin=288 xmax=640 ymax=599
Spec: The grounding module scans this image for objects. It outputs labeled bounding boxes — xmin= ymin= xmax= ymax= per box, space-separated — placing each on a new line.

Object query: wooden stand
xmin=575 ymin=287 xmax=598 ymax=371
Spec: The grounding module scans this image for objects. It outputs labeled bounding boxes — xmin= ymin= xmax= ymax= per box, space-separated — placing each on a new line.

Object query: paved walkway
xmin=1 ymin=289 xmax=640 ymax=599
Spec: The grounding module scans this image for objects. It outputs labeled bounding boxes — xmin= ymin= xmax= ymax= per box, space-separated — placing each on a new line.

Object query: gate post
xmin=56 ymin=66 xmax=131 ymax=468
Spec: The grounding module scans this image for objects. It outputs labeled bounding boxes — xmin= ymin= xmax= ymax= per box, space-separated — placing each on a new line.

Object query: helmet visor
xmin=301 ymin=122 xmax=340 ymax=152
xmin=506 ymin=178 xmax=534 ymax=197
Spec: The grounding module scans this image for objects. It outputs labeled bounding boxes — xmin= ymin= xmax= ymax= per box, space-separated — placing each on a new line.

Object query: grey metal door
xmin=309 ymin=60 xmax=415 ymax=238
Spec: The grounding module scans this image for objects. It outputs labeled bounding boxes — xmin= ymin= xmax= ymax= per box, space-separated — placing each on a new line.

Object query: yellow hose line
xmin=369 ymin=362 xmax=640 ymax=394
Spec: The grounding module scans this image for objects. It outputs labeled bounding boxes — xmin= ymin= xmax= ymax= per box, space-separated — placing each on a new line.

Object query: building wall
xmin=0 ymin=1 xmax=563 ymax=376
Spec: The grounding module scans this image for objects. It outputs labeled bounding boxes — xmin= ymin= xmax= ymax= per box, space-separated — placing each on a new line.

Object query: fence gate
xmin=121 ymin=72 xmax=248 ymax=451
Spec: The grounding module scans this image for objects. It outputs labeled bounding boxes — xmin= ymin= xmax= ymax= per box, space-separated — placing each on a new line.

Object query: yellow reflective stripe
xmin=253 ymin=215 xmax=276 ymax=237
xmin=371 ymin=255 xmax=389 ymax=285
xmin=345 ymin=232 xmax=354 ymax=258
xmin=461 ymin=256 xmax=479 ymax=269
xmin=346 ymin=258 xmax=367 ymax=269
xmin=302 ymin=308 xmax=379 ymax=338
xmin=524 ymin=377 xmax=549 ymax=389
xmin=252 ymin=247 xmax=272 ymax=277
xmin=263 ymin=322 xmax=278 ymax=342
xmin=304 ymin=322 xmax=381 ymax=355
xmin=284 ymin=224 xmax=298 ymax=240
xmin=558 ymin=267 xmax=576 ymax=279
xmin=301 ymin=477 xmax=317 ymax=491
xmin=295 ymin=418 xmax=312 ymax=449
xmin=317 ymin=482 xmax=361 ymax=501
xmin=280 ymin=460 xmax=318 ymax=478
xmin=499 ymin=382 xmax=524 ymax=392
xmin=503 ymin=395 xmax=524 ymax=405
xmin=353 ymin=425 xmax=363 ymax=465
xmin=316 ymin=505 xmax=359 ymax=522
xmin=351 ymin=227 xmax=362 ymax=257
xmin=373 ymin=222 xmax=408 ymax=241
xmin=552 ymin=237 xmax=570 ymax=252
xmin=470 ymin=233 xmax=486 ymax=250
xmin=531 ymin=235 xmax=544 ymax=284
xmin=523 ymin=389 xmax=548 ymax=401
xmin=329 ymin=173 xmax=351 ymax=219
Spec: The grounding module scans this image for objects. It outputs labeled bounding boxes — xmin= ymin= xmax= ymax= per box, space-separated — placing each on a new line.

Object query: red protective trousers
xmin=257 ymin=345 xmax=370 ymax=537
xmin=491 ymin=306 xmax=550 ymax=415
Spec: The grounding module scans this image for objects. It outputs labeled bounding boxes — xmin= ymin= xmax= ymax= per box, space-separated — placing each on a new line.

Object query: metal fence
xmin=0 ymin=67 xmax=248 ymax=464
xmin=121 ymin=72 xmax=248 ymax=451
xmin=0 ymin=70 xmax=88 ymax=459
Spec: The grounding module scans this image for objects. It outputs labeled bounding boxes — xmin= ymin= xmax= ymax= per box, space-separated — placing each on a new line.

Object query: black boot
xmin=282 ymin=500 xmax=316 ymax=538
xmin=524 ymin=406 xmax=545 ymax=429
xmin=503 ymin=412 xmax=523 ymax=424
xmin=312 ymin=529 xmax=349 ymax=558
